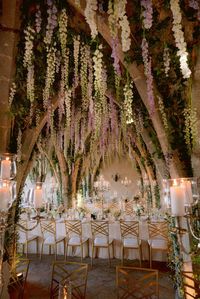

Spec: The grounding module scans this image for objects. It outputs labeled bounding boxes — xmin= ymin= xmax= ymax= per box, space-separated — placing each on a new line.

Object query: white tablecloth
xmin=18 ymin=219 xmax=167 ymax=262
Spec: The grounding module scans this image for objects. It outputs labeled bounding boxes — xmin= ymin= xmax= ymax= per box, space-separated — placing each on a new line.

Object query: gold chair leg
xmin=91 ymin=244 xmax=94 ymax=267
xmin=25 ymin=242 xmax=28 ymax=258
xmin=63 ymin=241 xmax=65 ymax=259
xmin=81 ymin=244 xmax=83 ymax=263
xmin=65 ymin=244 xmax=68 ymax=260
xmin=55 ymin=244 xmax=57 ymax=260
xmin=108 ymin=245 xmax=111 ymax=267
xmin=150 ymin=246 xmax=152 ymax=268
xmin=40 ymin=242 xmax=44 ymax=260
xmin=49 ymin=245 xmax=51 ymax=255
xmin=121 ymin=246 xmax=124 ymax=265
xmin=139 ymin=245 xmax=142 ymax=267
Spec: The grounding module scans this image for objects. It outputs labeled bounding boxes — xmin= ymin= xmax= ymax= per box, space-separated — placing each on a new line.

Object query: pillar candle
xmin=0 ymin=186 xmax=10 ymax=210
xmin=1 ymin=160 xmax=11 ymax=179
xmin=34 ymin=189 xmax=43 ymax=209
xmin=170 ymin=185 xmax=185 ymax=216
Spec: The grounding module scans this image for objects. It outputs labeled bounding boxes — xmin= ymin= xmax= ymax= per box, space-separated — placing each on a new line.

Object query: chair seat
xmin=148 ymin=239 xmax=168 ymax=250
xmin=67 ymin=236 xmax=88 ymax=246
xmin=123 ymin=238 xmax=140 ymax=248
xmin=19 ymin=234 xmax=38 ymax=244
xmin=44 ymin=236 xmax=65 ymax=245
xmin=93 ymin=237 xmax=113 ymax=247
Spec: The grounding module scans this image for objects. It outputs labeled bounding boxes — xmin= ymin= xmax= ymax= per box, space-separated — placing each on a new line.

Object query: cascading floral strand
xmin=123 ymin=81 xmax=133 ymax=124
xmin=58 ymin=9 xmax=68 ymax=58
xmin=170 ymin=0 xmax=191 ymax=79
xmin=23 ymin=26 xmax=35 ymax=103
xmin=43 ymin=44 xmax=56 ymax=108
xmin=141 ymin=0 xmax=153 ymax=29
xmin=73 ymin=35 xmax=80 ymax=88
xmin=80 ymin=44 xmax=89 ymax=111
xmin=141 ymin=37 xmax=154 ymax=113
xmin=118 ymin=0 xmax=131 ymax=52
xmin=44 ymin=0 xmax=58 ymax=48
xmin=17 ymin=128 xmax=22 ymax=163
xmin=183 ymin=106 xmax=198 ymax=151
xmin=158 ymin=96 xmax=169 ymax=131
xmin=85 ymin=0 xmax=98 ymax=39
xmin=163 ymin=46 xmax=170 ymax=77
xmin=35 ymin=5 xmax=42 ymax=33
xmin=8 ymin=82 xmax=16 ymax=107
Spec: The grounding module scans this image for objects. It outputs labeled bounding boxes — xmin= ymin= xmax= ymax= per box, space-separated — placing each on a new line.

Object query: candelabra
xmin=163 ymin=177 xmax=200 ymax=252
xmin=94 ymin=175 xmax=110 ymax=216
xmin=0 ymin=153 xmax=17 ymax=292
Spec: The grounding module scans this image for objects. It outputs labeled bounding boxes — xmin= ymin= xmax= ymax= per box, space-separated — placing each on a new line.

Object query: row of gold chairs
xmin=18 ymin=220 xmax=169 ymax=268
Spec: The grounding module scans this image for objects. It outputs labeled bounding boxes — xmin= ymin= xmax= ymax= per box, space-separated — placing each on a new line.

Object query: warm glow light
xmin=173 ymin=179 xmax=177 ymax=186
xmin=5 ymin=157 xmax=10 ymax=161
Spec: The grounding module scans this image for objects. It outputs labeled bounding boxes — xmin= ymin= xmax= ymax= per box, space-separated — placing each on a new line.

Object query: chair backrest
xmin=40 ymin=220 xmax=56 ymax=241
xmin=148 ymin=221 xmax=168 ymax=241
xmin=120 ymin=220 xmax=139 ymax=239
xmin=91 ymin=220 xmax=109 ymax=239
xmin=116 ymin=266 xmax=159 ymax=299
xmin=50 ymin=261 xmax=88 ymax=299
xmin=8 ymin=258 xmax=30 ymax=298
xmin=17 ymin=219 xmax=28 ymax=239
xmin=64 ymin=220 xmax=82 ymax=239
xmin=182 ymin=271 xmax=200 ymax=299
xmin=125 ymin=200 xmax=134 ymax=216
xmin=109 ymin=202 xmax=120 ymax=210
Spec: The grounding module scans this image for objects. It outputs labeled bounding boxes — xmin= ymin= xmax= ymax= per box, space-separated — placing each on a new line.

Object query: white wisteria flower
xmin=85 ymin=0 xmax=98 ymax=39
xmin=170 ymin=0 xmax=191 ymax=79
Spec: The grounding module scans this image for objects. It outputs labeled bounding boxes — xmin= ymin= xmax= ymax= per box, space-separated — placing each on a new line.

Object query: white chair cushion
xmin=68 ymin=236 xmax=88 ymax=245
xmin=44 ymin=236 xmax=55 ymax=245
xmin=123 ymin=238 xmax=139 ymax=248
xmin=19 ymin=234 xmax=38 ymax=244
xmin=148 ymin=239 xmax=168 ymax=249
xmin=94 ymin=237 xmax=113 ymax=246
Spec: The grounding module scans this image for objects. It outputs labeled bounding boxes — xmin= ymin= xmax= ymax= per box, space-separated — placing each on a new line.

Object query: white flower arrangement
xmin=157 ymin=96 xmax=169 ymax=131
xmin=80 ymin=44 xmax=90 ymax=111
xmin=170 ymin=0 xmax=191 ymax=79
xmin=134 ymin=204 xmax=145 ymax=217
xmin=9 ymin=82 xmax=16 ymax=107
xmin=183 ymin=106 xmax=198 ymax=150
xmin=85 ymin=0 xmax=98 ymax=39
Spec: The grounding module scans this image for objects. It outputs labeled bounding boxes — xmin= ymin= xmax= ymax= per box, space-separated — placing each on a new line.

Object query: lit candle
xmin=1 ymin=158 xmax=11 ymax=179
xmin=0 ymin=185 xmax=11 ymax=210
xmin=34 ymin=187 xmax=43 ymax=209
xmin=170 ymin=180 xmax=185 ymax=216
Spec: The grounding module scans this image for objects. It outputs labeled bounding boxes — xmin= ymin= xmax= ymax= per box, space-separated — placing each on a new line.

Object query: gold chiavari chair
xmin=64 ymin=220 xmax=88 ymax=262
xmin=8 ymin=258 xmax=30 ymax=299
xmin=50 ymin=261 xmax=88 ymax=299
xmin=17 ymin=219 xmax=39 ymax=257
xmin=120 ymin=220 xmax=142 ymax=266
xmin=148 ymin=221 xmax=169 ymax=268
xmin=125 ymin=200 xmax=134 ymax=216
xmin=40 ymin=220 xmax=65 ymax=260
xmin=108 ymin=202 xmax=120 ymax=210
xmin=91 ymin=220 xmax=114 ymax=267
xmin=116 ymin=266 xmax=159 ymax=299
xmin=182 ymin=271 xmax=200 ymax=299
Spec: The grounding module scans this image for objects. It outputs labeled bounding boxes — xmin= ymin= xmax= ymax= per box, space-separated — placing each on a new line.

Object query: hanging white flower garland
xmin=35 ymin=5 xmax=42 ymax=33
xmin=44 ymin=0 xmax=58 ymax=48
xmin=73 ymin=35 xmax=80 ymax=88
xmin=17 ymin=128 xmax=22 ymax=163
xmin=163 ymin=46 xmax=171 ymax=77
xmin=118 ymin=0 xmax=131 ymax=52
xmin=170 ymin=0 xmax=191 ymax=79
xmin=123 ymin=81 xmax=133 ymax=124
xmin=9 ymin=82 xmax=16 ymax=107
xmin=58 ymin=9 xmax=68 ymax=58
xmin=85 ymin=0 xmax=98 ymax=39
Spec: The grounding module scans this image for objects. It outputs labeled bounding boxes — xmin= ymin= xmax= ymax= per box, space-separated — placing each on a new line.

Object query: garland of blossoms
xmin=141 ymin=0 xmax=153 ymax=29
xmin=73 ymin=35 xmax=80 ymax=89
xmin=58 ymin=9 xmax=68 ymax=58
xmin=43 ymin=44 xmax=56 ymax=109
xmin=35 ymin=5 xmax=42 ymax=33
xmin=44 ymin=0 xmax=58 ymax=48
xmin=141 ymin=37 xmax=154 ymax=114
xmin=80 ymin=44 xmax=89 ymax=111
xmin=157 ymin=96 xmax=169 ymax=131
xmin=85 ymin=0 xmax=98 ymax=39
xmin=23 ymin=26 xmax=35 ymax=103
xmin=8 ymin=82 xmax=16 ymax=107
xmin=183 ymin=106 xmax=198 ymax=151
xmin=123 ymin=81 xmax=133 ymax=124
xmin=17 ymin=129 xmax=22 ymax=163
xmin=163 ymin=46 xmax=170 ymax=77
xmin=170 ymin=0 xmax=191 ymax=79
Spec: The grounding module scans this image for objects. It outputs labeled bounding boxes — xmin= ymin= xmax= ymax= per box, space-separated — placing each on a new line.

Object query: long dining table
xmin=18 ymin=217 xmax=167 ymax=262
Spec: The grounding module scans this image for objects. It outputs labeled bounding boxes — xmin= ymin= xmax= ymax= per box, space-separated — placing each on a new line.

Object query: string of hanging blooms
xmin=58 ymin=9 xmax=68 ymax=58
xmin=189 ymin=0 xmax=200 ymax=20
xmin=170 ymin=0 xmax=191 ymax=79
xmin=157 ymin=96 xmax=168 ymax=131
xmin=44 ymin=0 xmax=58 ymax=48
xmin=80 ymin=44 xmax=90 ymax=111
xmin=35 ymin=5 xmax=42 ymax=33
xmin=93 ymin=44 xmax=104 ymax=98
xmin=85 ymin=0 xmax=98 ymax=39
xmin=23 ymin=26 xmax=35 ymax=103
xmin=9 ymin=82 xmax=16 ymax=107
xmin=141 ymin=0 xmax=153 ymax=29
xmin=43 ymin=44 xmax=56 ymax=108
xmin=123 ymin=81 xmax=134 ymax=124
xmin=183 ymin=106 xmax=198 ymax=151
xmin=73 ymin=35 xmax=80 ymax=88
xmin=17 ymin=128 xmax=22 ymax=163
xmin=141 ymin=37 xmax=154 ymax=113
xmin=118 ymin=0 xmax=131 ymax=52
xmin=163 ymin=46 xmax=170 ymax=77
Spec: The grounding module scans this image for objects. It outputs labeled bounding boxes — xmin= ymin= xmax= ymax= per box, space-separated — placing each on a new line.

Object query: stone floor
xmin=23 ymin=255 xmax=175 ymax=299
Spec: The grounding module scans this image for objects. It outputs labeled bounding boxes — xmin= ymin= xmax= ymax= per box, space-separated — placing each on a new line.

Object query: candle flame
xmin=173 ymin=179 xmax=177 ymax=186
xmin=36 ymin=186 xmax=41 ymax=190
xmin=5 ymin=157 xmax=10 ymax=161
